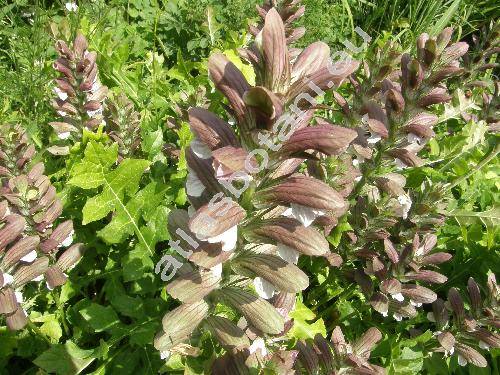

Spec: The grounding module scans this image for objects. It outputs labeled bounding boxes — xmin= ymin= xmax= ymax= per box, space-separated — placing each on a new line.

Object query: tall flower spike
xmin=104 ymin=93 xmax=142 ymax=161
xmin=324 ymin=29 xmax=467 ymax=217
xmin=0 ymin=125 xmax=35 ymax=178
xmin=50 ymin=33 xmax=108 ymax=154
xmin=156 ymin=2 xmax=359 ymax=359
xmin=354 ymin=234 xmax=449 ymax=321
xmin=291 ymin=329 xmax=384 ymax=374
xmin=427 ymin=278 xmax=499 ymax=368
xmin=315 ymin=30 xmax=468 ymax=293
xmin=251 ymin=1 xmax=306 ymax=47
xmin=0 ymin=126 xmax=84 ymax=330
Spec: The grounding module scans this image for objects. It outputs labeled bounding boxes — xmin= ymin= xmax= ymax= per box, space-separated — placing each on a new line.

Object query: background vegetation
xmin=0 ymin=0 xmax=498 ymax=374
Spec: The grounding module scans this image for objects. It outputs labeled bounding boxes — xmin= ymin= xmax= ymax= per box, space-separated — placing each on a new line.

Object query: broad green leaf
xmin=122 ymin=243 xmax=155 ymax=282
xmin=69 ymin=141 xmax=154 ymax=254
xmin=79 ymin=303 xmax=120 ymax=332
xmin=34 ymin=341 xmax=95 ymax=375
xmin=68 ymin=142 xmax=118 ymax=189
xmin=110 ymin=295 xmax=145 ymax=320
xmin=142 ymin=127 xmax=165 ymax=162
xmin=40 ymin=317 xmax=63 ymax=343
xmin=450 ymin=206 xmax=500 ymax=249
xmin=80 ymin=158 xmax=150 ymax=224
xmin=390 ymin=347 xmax=424 ymax=375
xmin=129 ymin=321 xmax=159 ymax=346
xmin=98 ymin=182 xmax=167 ymax=244
xmin=328 ymin=216 xmax=352 ymax=247
xmin=288 ymin=300 xmax=326 ymax=339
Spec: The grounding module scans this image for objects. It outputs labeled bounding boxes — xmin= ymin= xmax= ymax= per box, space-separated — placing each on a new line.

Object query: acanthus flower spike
xmin=155 ymin=1 xmax=360 ymax=359
xmin=0 ymin=125 xmax=83 ymax=330
xmin=49 ymin=33 xmax=108 ymax=154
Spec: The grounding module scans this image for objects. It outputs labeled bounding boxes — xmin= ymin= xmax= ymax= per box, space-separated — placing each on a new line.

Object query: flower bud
xmin=189 ymin=108 xmax=239 ymax=150
xmin=441 ymin=42 xmax=469 ymax=64
xmin=419 ymin=87 xmax=452 ymax=108
xmin=455 ymin=343 xmax=487 ymax=367
xmin=250 ymin=218 xmax=329 ymax=256
xmin=353 ymin=327 xmax=382 ymax=356
xmin=45 ymin=266 xmax=67 ymax=289
xmin=448 ymin=288 xmax=465 ymax=322
xmin=0 ymin=287 xmax=18 ymax=314
xmin=73 ymin=33 xmax=88 ymax=58
xmin=189 ymin=200 xmax=245 ymax=241
xmin=280 ymin=124 xmax=357 ymax=156
xmin=370 ymin=292 xmax=389 ymax=316
xmin=406 ymin=270 xmax=447 ymax=284
xmin=1 ymin=236 xmax=40 ymax=270
xmin=437 ymin=331 xmax=455 ymax=352
xmin=0 ymin=215 xmax=26 ymax=250
xmin=56 ymin=243 xmax=84 ymax=272
xmin=5 ymin=307 xmax=28 ymax=330
xmin=40 ymin=220 xmax=73 ymax=253
xmin=401 ymin=284 xmax=437 ymax=304
xmin=386 ymin=89 xmax=405 ymax=113
xmin=258 ymin=175 xmax=346 ymax=211
xmin=12 ymin=257 xmax=49 ymax=288
xmin=55 ymin=40 xmax=74 ymax=60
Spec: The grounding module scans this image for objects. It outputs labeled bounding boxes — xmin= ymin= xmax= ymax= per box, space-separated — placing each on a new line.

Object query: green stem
xmin=53 ymin=291 xmax=69 ymax=336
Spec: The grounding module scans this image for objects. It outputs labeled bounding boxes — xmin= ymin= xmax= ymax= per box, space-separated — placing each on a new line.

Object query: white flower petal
xmin=457 ymin=354 xmax=467 ymax=366
xmin=65 ymin=2 xmax=78 ymax=12
xmin=87 ymin=108 xmax=103 ymax=117
xmin=207 ymin=225 xmax=238 ymax=252
xmin=410 ymin=300 xmax=422 ymax=307
xmin=277 ymin=243 xmax=299 ymax=264
xmin=397 ymin=194 xmax=412 ymax=219
xmin=190 ymin=137 xmax=212 ymax=159
xmin=407 ymin=133 xmax=424 ymax=145
xmin=46 ymin=281 xmax=54 ymax=291
xmin=57 ymin=110 xmax=67 ymax=117
xmin=53 ymin=87 xmax=68 ymax=101
xmin=61 ymin=230 xmax=74 ymax=247
xmin=381 ymin=311 xmax=388 ymax=317
xmin=253 ymin=277 xmax=276 ymax=300
xmin=479 ymin=341 xmax=490 ymax=351
xmin=90 ymin=80 xmax=101 ymax=93
xmin=393 ymin=313 xmax=403 ymax=321
xmin=33 ymin=275 xmax=43 ymax=282
xmin=290 ymin=203 xmax=325 ymax=227
xmin=20 ymin=250 xmax=37 ymax=263
xmin=211 ymin=263 xmax=223 ymax=278
xmin=160 ymin=350 xmax=171 ymax=360
xmin=352 ymin=156 xmax=364 ymax=167
xmin=15 ymin=291 xmax=24 ymax=304
xmin=186 ymin=168 xmax=206 ymax=197
xmin=249 ymin=338 xmax=267 ymax=356
xmin=187 ymin=205 xmax=196 ymax=217
xmin=367 ymin=133 xmax=381 ymax=145
xmin=394 ymin=158 xmax=407 ymax=170
xmin=2 ymin=272 xmax=14 ymax=286
xmin=58 ymin=131 xmax=71 ymax=140
xmin=392 ymin=292 xmax=405 ymax=302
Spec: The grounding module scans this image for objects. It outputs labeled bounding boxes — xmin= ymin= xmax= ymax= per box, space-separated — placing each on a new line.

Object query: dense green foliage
xmin=0 ymin=0 xmax=498 ymax=374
